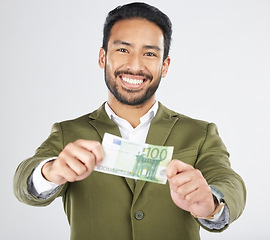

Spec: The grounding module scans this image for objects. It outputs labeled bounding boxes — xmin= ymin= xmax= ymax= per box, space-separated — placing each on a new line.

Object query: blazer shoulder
xmin=58 ymin=103 xmax=105 ymax=127
xmin=58 ymin=103 xmax=107 ymax=127
xmin=53 ymin=103 xmax=113 ymax=143
xmin=60 ymin=113 xmax=92 ymax=125
xmin=158 ymin=102 xmax=210 ymax=129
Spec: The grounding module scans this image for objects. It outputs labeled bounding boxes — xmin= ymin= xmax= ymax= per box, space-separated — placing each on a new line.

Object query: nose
xmin=126 ymin=53 xmax=144 ymax=72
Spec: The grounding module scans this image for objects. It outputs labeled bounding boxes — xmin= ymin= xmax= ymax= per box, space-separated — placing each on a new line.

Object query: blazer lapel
xmin=146 ymin=102 xmax=179 ymax=146
xmin=133 ymin=102 xmax=179 ymax=203
xmin=88 ymin=103 xmax=136 ymax=193
xmin=88 ymin=103 xmax=121 ymax=138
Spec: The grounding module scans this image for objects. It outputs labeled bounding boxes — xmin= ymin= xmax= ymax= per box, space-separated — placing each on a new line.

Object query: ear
xmin=161 ymin=56 xmax=171 ymax=78
xmin=98 ymin=48 xmax=106 ymax=69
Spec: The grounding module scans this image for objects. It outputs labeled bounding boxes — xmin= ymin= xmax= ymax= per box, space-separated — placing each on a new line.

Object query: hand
xmin=42 ymin=140 xmax=104 ymax=185
xmin=166 ymin=160 xmax=216 ymax=218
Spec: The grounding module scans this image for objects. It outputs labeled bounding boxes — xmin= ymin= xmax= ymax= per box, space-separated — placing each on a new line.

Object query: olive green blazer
xmin=14 ymin=102 xmax=246 ymax=240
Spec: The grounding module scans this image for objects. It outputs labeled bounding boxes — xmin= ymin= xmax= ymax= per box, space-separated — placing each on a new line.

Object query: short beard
xmin=104 ymin=67 xmax=161 ymax=106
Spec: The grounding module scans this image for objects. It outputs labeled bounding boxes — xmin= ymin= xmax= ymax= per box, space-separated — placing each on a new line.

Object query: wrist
xmin=191 ymin=186 xmax=225 ymax=220
xmin=191 ymin=201 xmax=225 ymax=220
xmin=41 ymin=160 xmax=54 ymax=182
xmin=32 ymin=158 xmax=60 ymax=195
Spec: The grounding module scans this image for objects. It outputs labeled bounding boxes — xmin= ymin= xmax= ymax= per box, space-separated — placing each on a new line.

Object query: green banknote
xmin=94 ymin=133 xmax=174 ymax=184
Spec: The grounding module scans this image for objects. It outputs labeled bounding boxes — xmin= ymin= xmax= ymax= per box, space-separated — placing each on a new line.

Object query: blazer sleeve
xmin=195 ymin=123 xmax=247 ymax=231
xmin=13 ymin=123 xmax=68 ymax=206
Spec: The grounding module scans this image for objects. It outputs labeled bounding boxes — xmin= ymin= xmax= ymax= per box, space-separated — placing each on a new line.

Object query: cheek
xmin=148 ymin=63 xmax=163 ymax=77
xmin=106 ymin=55 xmax=123 ymax=73
xmin=105 ymin=59 xmax=115 ymax=76
xmin=147 ymin=58 xmax=164 ymax=71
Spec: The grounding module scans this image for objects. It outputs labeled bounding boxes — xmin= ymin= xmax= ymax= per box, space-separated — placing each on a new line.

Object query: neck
xmin=107 ymin=95 xmax=156 ymax=128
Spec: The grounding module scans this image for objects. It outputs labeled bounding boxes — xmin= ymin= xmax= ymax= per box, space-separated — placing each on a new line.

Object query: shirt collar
xmin=105 ymin=101 xmax=158 ymax=128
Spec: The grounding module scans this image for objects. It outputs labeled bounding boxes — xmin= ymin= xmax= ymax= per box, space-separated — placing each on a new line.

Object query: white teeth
xmin=122 ymin=77 xmax=143 ymax=85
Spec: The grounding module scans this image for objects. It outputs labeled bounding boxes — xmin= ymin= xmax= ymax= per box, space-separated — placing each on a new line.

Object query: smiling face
xmin=99 ymin=18 xmax=170 ymax=106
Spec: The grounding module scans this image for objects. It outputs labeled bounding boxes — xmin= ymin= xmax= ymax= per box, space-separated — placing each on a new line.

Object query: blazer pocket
xmin=172 ymin=147 xmax=198 ymax=166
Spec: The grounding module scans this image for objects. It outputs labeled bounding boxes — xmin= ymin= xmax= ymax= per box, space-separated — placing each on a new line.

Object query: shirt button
xmin=134 ymin=210 xmax=144 ymax=220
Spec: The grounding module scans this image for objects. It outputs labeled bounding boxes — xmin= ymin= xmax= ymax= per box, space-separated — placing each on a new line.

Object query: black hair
xmin=102 ymin=2 xmax=172 ymax=60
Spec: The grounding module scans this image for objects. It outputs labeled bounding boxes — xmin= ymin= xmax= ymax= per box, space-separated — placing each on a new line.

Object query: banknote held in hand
xmin=94 ymin=133 xmax=174 ymax=184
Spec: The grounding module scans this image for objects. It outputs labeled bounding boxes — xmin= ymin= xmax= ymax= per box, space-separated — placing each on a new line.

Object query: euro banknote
xmin=94 ymin=133 xmax=174 ymax=184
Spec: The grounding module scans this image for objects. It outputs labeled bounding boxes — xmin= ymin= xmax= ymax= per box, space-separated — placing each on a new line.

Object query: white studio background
xmin=1 ymin=0 xmax=269 ymax=239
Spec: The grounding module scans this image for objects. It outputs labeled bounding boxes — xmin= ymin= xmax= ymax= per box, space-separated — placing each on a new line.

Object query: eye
xmin=144 ymin=52 xmax=157 ymax=57
xmin=117 ymin=48 xmax=129 ymax=53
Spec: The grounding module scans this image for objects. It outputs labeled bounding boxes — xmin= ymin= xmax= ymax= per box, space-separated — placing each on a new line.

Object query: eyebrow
xmin=113 ymin=40 xmax=132 ymax=46
xmin=143 ymin=45 xmax=161 ymax=52
xmin=113 ymin=40 xmax=161 ymax=52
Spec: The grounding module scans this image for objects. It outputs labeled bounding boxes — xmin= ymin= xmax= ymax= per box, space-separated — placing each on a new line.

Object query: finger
xmin=78 ymin=152 xmax=96 ymax=173
xmin=184 ymin=187 xmax=213 ymax=209
xmin=166 ymin=160 xmax=194 ymax=179
xmin=175 ymin=181 xmax=199 ymax=200
xmin=61 ymin=164 xmax=81 ymax=182
xmin=62 ymin=142 xmax=90 ymax=172
xmin=58 ymin=146 xmax=87 ymax=175
xmin=169 ymin=171 xmax=194 ymax=193
xmin=52 ymin=156 xmax=79 ymax=183
xmin=75 ymin=140 xmax=104 ymax=165
xmin=67 ymin=155 xmax=88 ymax=176
xmin=69 ymin=145 xmax=96 ymax=173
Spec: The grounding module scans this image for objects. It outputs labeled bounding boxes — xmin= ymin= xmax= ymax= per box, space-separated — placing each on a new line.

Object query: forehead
xmin=108 ymin=18 xmax=164 ymax=49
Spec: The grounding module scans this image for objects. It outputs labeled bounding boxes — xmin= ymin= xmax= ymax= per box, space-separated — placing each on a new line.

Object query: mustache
xmin=115 ymin=70 xmax=153 ymax=81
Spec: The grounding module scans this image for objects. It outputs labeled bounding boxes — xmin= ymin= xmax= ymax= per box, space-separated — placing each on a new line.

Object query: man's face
xmin=99 ymin=18 xmax=170 ymax=106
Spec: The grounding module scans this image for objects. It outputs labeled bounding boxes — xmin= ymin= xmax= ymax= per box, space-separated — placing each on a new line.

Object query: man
xmin=14 ymin=2 xmax=246 ymax=240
